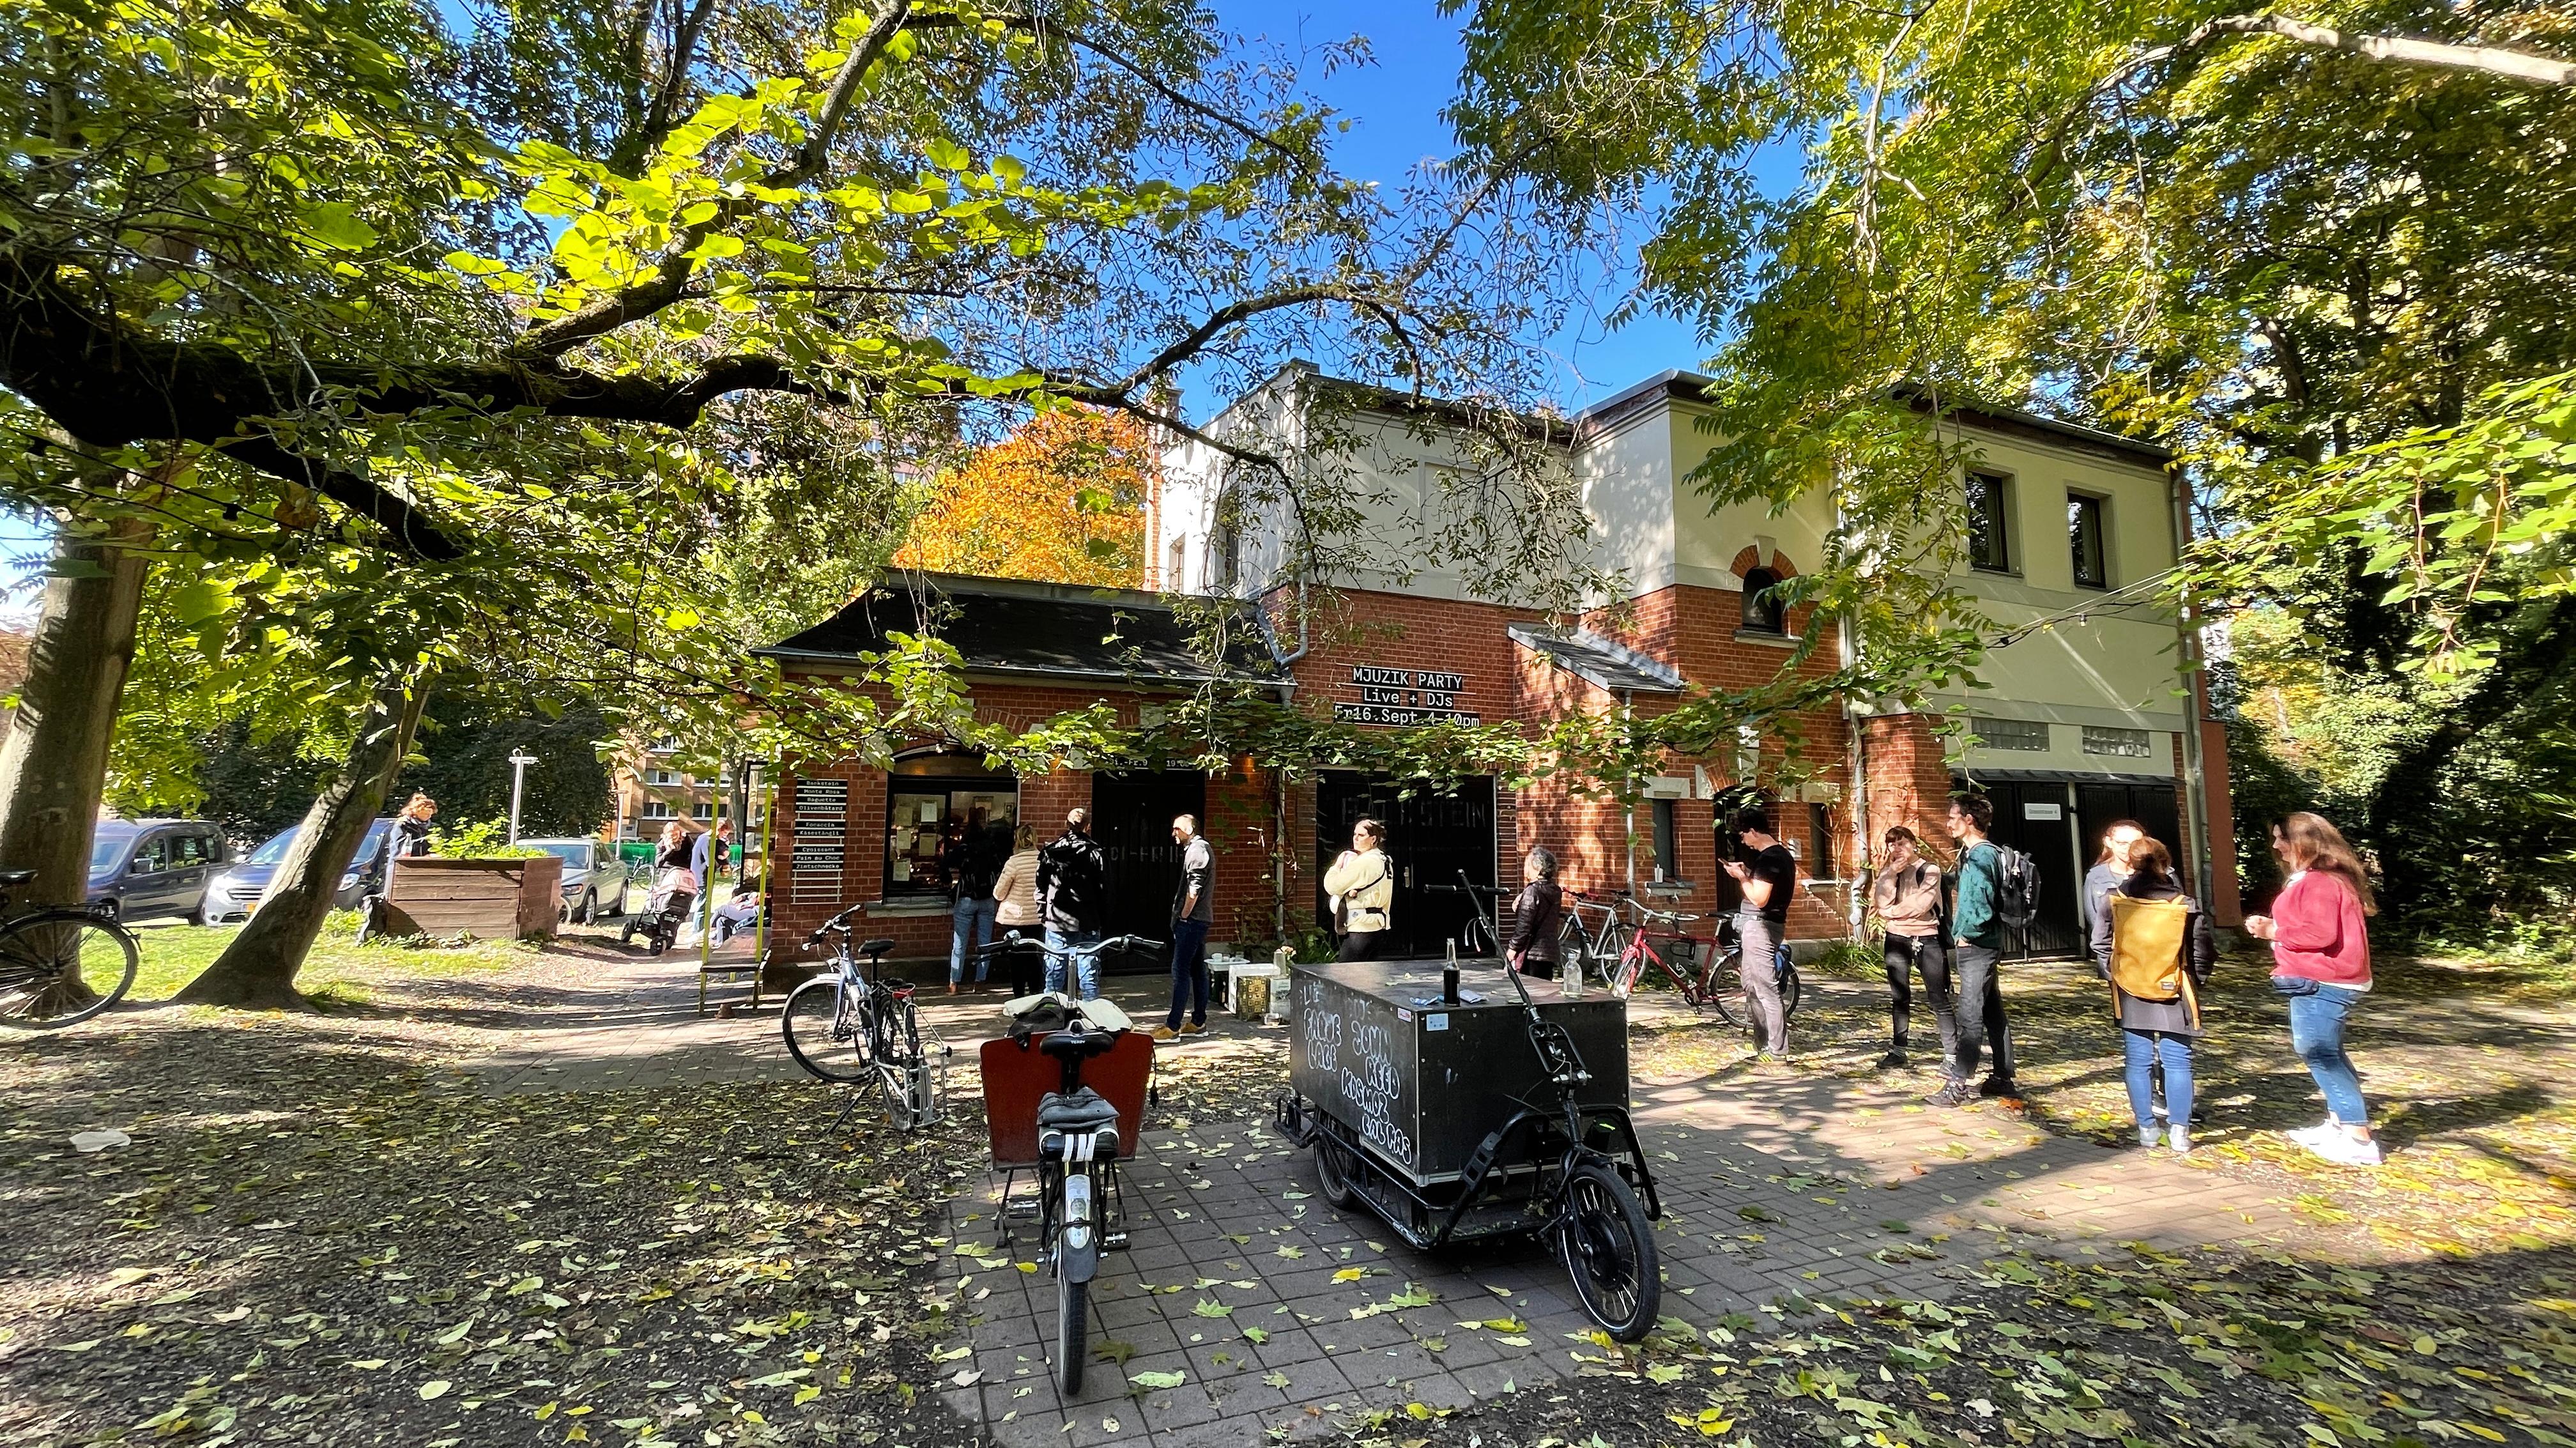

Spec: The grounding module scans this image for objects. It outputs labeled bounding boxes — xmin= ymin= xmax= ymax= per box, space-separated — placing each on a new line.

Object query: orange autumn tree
xmin=896 ymin=409 xmax=1153 ymax=587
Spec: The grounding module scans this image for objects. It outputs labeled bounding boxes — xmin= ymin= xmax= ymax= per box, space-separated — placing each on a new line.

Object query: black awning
xmin=756 ymin=571 xmax=1285 ymax=686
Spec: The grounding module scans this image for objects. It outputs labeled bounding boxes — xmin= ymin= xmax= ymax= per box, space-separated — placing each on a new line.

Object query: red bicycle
xmin=1608 ymin=904 xmax=1724 ymax=1008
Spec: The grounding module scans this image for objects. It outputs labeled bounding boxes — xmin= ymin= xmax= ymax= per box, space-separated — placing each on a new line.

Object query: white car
xmin=523 ymin=837 xmax=629 ymax=923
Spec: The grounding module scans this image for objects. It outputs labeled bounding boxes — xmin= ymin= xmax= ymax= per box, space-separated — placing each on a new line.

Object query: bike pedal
xmin=1007 ymin=1200 xmax=1041 ymax=1219
xmin=1103 ymin=1231 xmax=1130 ymax=1251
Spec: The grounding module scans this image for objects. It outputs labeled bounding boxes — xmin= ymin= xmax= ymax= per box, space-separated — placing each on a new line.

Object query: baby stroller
xmin=620 ymin=866 xmax=698 ymax=957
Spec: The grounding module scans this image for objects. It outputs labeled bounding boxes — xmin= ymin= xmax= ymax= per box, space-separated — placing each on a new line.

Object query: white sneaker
xmin=2136 ymin=1124 xmax=2162 ymax=1148
xmin=2168 ymin=1126 xmax=2192 ymax=1155
xmin=2285 ymin=1122 xmax=2340 ymax=1147
xmin=2302 ymin=1130 xmax=2382 ymax=1167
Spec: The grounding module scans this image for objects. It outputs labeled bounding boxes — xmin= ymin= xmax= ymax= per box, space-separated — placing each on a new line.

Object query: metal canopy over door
xmin=1957 ymin=777 xmax=2085 ymax=959
xmin=1091 ymin=769 xmax=1208 ymax=973
xmin=1314 ymin=774 xmax=1497 ymax=959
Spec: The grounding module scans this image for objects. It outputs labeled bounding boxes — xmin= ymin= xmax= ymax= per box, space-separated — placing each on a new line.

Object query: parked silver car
xmin=88 ymin=819 xmax=230 ymax=924
xmin=203 ymin=818 xmax=397 ymax=924
xmin=523 ymin=837 xmax=628 ymax=923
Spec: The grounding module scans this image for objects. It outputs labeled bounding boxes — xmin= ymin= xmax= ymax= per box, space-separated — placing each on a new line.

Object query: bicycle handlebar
xmin=804 ymin=902 xmax=866 ymax=947
xmin=976 ymin=930 xmax=1166 ymax=960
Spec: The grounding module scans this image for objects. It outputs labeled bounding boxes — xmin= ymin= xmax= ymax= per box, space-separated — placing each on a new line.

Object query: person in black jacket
xmin=390 ymin=794 xmax=438 ymax=861
xmin=2090 ymin=837 xmax=2218 ymax=1155
xmin=1506 ymin=847 xmax=1564 ymax=978
xmin=1034 ymin=808 xmax=1110 ymax=998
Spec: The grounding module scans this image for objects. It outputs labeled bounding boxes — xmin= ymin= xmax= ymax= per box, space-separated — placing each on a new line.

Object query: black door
xmin=1315 ymin=774 xmax=1497 ymax=958
xmin=1959 ymin=778 xmax=2083 ymax=959
xmin=1092 ymin=770 xmax=1208 ymax=973
xmin=2074 ymin=782 xmax=2183 ymax=894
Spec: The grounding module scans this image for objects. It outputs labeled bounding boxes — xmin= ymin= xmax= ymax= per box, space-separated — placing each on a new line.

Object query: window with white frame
xmin=1970 ymin=716 xmax=2050 ymax=751
xmin=1167 ymin=535 xmax=1188 ymax=591
xmin=2067 ymin=492 xmax=2108 ymax=589
xmin=2082 ymin=725 xmax=2152 ymax=758
xmin=646 ymin=768 xmax=686 ymax=786
xmin=641 ymin=799 xmax=677 ymax=819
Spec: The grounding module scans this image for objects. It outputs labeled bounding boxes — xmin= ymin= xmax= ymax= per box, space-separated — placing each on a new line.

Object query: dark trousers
xmin=1950 ymin=943 xmax=2015 ymax=1084
xmin=1336 ymin=929 xmax=1384 ymax=962
xmin=1882 ymin=933 xmax=1957 ymax=1056
xmin=1167 ymin=917 xmax=1211 ymax=1027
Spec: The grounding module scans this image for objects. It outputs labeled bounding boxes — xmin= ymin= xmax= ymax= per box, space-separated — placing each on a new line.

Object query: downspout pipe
xmin=2166 ymin=459 xmax=2217 ymax=902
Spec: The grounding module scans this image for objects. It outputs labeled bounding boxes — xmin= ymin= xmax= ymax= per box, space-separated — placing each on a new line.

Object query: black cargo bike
xmin=1273 ymin=956 xmax=1664 ymax=1340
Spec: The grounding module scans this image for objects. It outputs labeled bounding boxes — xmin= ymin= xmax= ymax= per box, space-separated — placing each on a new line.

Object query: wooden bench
xmin=697 ymin=957 xmax=763 ymax=1016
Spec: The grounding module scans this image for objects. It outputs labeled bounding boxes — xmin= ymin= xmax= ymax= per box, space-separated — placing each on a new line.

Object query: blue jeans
xmin=1044 ymin=927 xmax=1104 ymax=999
xmin=949 ymin=895 xmax=997 ymax=986
xmin=1167 ymin=918 xmax=1211 ymax=1027
xmin=2122 ymin=1029 xmax=2194 ymax=1129
xmin=2287 ymin=984 xmax=2370 ymax=1123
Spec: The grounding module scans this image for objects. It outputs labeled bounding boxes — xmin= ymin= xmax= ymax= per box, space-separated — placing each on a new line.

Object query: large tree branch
xmin=517 ymin=0 xmax=917 ymax=358
xmin=2026 ymin=12 xmax=2575 ymax=189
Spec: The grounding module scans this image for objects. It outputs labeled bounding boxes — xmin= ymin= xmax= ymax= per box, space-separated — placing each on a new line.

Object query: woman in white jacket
xmin=1322 ymin=818 xmax=1394 ymax=960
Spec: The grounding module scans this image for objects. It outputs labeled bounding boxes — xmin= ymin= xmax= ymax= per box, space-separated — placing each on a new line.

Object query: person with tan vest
xmin=1322 ymin=818 xmax=1393 ymax=961
xmin=1871 ymin=826 xmax=1952 ymax=1072
xmin=2090 ymin=837 xmax=2217 ymax=1154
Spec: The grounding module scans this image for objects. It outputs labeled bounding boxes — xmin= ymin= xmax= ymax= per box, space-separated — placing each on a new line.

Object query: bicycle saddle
xmin=1041 ymin=1028 xmax=1123 ymax=1063
xmin=0 ymin=868 xmax=32 ymax=887
xmin=1037 ymin=1088 xmax=1121 ymax=1158
xmin=859 ymin=937 xmax=896 ymax=959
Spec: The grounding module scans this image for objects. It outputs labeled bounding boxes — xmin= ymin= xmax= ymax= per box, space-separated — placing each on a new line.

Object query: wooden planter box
xmin=383 ymin=856 xmax=563 ymax=940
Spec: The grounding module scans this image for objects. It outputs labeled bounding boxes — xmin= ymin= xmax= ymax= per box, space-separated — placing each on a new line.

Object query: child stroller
xmin=620 ymin=866 xmax=698 ymax=956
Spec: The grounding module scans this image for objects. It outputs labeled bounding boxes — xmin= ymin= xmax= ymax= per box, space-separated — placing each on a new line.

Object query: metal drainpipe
xmin=1621 ymin=689 xmax=1637 ymax=893
xmin=2165 ymin=459 xmax=2217 ymax=899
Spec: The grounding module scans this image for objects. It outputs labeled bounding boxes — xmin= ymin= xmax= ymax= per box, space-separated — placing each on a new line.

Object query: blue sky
xmin=1220 ymin=0 xmax=1712 ymax=408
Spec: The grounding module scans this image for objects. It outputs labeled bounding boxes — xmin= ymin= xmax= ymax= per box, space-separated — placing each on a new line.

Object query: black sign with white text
xmin=1336 ymin=666 xmax=1479 ymax=727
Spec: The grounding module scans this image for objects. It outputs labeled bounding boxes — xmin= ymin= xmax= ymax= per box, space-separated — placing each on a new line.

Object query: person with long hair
xmin=2243 ymin=812 xmax=2382 ymax=1167
xmin=390 ymin=792 xmax=438 ymax=860
xmin=1322 ymin=819 xmax=1393 ymax=961
xmin=1872 ymin=826 xmax=1952 ymax=1071
xmin=2090 ymin=838 xmax=2216 ymax=1153
xmin=2083 ymin=819 xmax=2146 ymax=932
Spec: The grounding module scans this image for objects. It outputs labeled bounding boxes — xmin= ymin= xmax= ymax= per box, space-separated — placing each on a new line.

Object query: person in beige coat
xmin=990 ymin=824 xmax=1043 ymax=993
xmin=1322 ymin=818 xmax=1394 ymax=960
xmin=1871 ymin=826 xmax=1954 ymax=1072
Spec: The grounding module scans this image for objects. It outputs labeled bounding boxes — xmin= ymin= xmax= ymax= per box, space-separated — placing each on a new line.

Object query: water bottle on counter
xmin=1442 ymin=939 xmax=1461 ymax=1005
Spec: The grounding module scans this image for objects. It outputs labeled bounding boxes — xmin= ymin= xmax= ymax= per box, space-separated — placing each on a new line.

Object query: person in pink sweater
xmin=2241 ymin=812 xmax=2381 ymax=1167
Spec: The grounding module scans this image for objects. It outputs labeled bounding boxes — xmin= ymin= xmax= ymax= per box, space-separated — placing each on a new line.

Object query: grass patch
xmin=125 ymin=913 xmax=537 ymax=1005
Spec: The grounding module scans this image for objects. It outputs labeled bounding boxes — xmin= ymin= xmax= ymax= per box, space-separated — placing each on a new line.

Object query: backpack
xmin=1992 ymin=843 xmax=2041 ymax=930
xmin=2107 ymin=893 xmax=2193 ymax=1003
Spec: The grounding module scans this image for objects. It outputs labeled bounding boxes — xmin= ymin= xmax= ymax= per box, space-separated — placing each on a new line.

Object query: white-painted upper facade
xmin=1154 ymin=364 xmax=2197 ymax=767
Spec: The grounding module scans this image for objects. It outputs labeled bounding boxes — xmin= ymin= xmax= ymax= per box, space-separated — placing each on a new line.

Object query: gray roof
xmin=1507 ymin=623 xmax=1686 ymax=695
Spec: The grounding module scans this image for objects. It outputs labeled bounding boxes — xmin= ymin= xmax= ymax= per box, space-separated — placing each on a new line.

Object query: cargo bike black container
xmin=1272 ymin=957 xmax=1664 ymax=1340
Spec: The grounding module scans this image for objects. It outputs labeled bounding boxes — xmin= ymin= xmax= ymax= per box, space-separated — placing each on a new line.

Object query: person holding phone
xmin=1721 ymin=805 xmax=1797 ymax=1063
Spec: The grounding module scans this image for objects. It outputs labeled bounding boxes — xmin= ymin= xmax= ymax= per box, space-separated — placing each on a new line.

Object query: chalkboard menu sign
xmin=1331 ymin=665 xmax=1480 ymax=728
xmin=788 ymin=777 xmax=850 ymax=905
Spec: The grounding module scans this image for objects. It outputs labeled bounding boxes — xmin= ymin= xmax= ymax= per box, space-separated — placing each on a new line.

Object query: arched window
xmin=1740 ymin=566 xmax=1786 ymax=634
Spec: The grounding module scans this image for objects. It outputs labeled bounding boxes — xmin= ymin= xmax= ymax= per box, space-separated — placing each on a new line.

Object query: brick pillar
xmin=1862 ymin=713 xmax=1954 ymax=861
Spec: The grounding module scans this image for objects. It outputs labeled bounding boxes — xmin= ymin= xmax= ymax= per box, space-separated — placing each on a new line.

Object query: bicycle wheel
xmin=874 ymin=996 xmax=926 ymax=1128
xmin=781 ymin=979 xmax=870 ymax=1082
xmin=0 ymin=912 xmax=139 ymax=1030
xmin=1703 ymin=948 xmax=1752 ymax=1031
xmin=1313 ymin=1133 xmax=1361 ymax=1210
xmin=1055 ymin=1272 xmax=1089 ymax=1396
xmin=1779 ymin=961 xmax=1804 ymax=1020
xmin=1560 ymin=1161 xmax=1660 ymax=1342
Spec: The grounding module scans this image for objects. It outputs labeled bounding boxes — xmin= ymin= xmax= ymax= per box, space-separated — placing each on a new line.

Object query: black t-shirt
xmin=1744 ymin=843 xmax=1797 ymax=923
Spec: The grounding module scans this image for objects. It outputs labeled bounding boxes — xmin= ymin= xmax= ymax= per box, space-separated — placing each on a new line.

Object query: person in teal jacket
xmin=1935 ymin=794 xmax=2017 ymax=1104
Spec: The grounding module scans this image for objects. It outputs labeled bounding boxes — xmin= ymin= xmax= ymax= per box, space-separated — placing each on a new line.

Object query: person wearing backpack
xmin=1721 ymin=805 xmax=1798 ymax=1063
xmin=2090 ymin=837 xmax=2216 ymax=1153
xmin=1322 ymin=818 xmax=1394 ymax=961
xmin=1933 ymin=793 xmax=2018 ymax=1105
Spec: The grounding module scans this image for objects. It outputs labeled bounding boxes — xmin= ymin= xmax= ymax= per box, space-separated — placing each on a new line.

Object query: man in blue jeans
xmin=1154 ymin=815 xmax=1216 ymax=1040
xmin=1933 ymin=793 xmax=2017 ymax=1106
xmin=945 ymin=806 xmax=1004 ymax=994
xmin=1035 ymin=808 xmax=1109 ymax=999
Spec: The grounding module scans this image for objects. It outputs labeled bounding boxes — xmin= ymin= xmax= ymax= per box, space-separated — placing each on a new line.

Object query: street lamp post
xmin=507 ymin=750 xmax=539 ymax=843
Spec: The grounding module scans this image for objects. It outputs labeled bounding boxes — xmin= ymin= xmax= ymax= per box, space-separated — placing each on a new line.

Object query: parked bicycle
xmin=0 ymin=868 xmax=140 ymax=1030
xmin=1608 ymin=902 xmax=1724 ymax=1008
xmin=1705 ymin=917 xmax=1805 ymax=1033
xmin=780 ymin=905 xmax=949 ymax=1130
xmin=1556 ymin=887 xmax=1638 ymax=991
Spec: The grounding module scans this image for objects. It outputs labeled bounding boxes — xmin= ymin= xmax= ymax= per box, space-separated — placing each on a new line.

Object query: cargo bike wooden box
xmin=1273 ymin=959 xmax=1666 ymax=1339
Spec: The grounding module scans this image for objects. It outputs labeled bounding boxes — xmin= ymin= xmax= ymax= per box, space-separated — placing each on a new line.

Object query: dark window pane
xmin=1740 ymin=566 xmax=1786 ymax=632
xmin=1652 ymin=799 xmax=1678 ymax=879
xmin=2068 ymin=494 xmax=2107 ymax=588
xmin=1966 ymin=472 xmax=2011 ymax=571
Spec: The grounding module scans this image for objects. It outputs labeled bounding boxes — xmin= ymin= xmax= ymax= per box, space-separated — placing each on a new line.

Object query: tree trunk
xmin=0 ymin=514 xmax=153 ymax=909
xmin=175 ymin=667 xmax=431 ymax=1010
